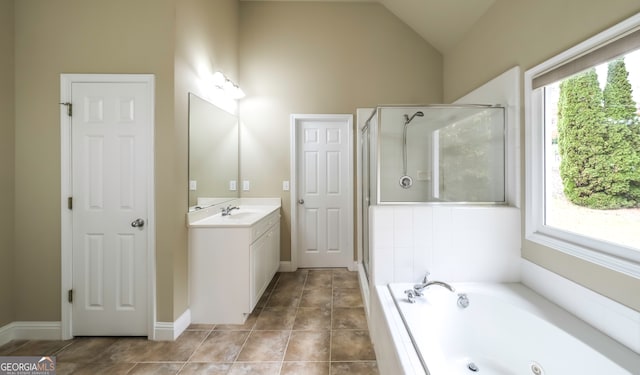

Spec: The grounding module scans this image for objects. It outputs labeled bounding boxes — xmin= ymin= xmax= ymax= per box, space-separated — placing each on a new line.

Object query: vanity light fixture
xmin=212 ymin=71 xmax=245 ymax=99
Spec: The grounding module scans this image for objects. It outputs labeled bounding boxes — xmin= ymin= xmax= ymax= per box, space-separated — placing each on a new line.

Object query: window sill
xmin=526 ymin=230 xmax=640 ymax=279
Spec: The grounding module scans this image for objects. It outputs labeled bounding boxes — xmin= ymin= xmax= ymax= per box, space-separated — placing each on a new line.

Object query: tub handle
xmin=457 ymin=293 xmax=470 ymax=309
xmin=404 ymin=289 xmax=417 ymax=303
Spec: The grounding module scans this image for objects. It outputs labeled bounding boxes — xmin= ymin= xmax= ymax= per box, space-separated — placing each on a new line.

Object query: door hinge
xmin=60 ymin=102 xmax=72 ymax=117
xmin=68 ymin=289 xmax=73 ymax=303
xmin=68 ymin=197 xmax=73 ymax=210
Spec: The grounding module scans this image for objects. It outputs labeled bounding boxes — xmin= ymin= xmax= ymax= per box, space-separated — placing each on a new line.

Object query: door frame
xmin=289 ymin=114 xmax=355 ymax=271
xmin=60 ymin=74 xmax=156 ymax=340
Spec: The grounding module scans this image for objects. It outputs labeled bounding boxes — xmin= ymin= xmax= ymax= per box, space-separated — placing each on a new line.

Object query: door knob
xmin=131 ymin=218 xmax=145 ymax=228
xmin=298 ymin=199 xmax=305 ymax=205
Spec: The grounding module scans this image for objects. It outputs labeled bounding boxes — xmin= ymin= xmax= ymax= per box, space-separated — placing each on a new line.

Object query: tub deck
xmin=374 ymin=283 xmax=640 ymax=375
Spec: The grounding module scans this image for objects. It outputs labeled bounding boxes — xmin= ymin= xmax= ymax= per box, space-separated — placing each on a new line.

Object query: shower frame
xmin=359 ymin=108 xmax=376 ymax=282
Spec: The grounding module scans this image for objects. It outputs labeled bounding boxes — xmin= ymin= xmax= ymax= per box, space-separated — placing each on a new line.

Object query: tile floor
xmin=0 ymin=269 xmax=379 ymax=375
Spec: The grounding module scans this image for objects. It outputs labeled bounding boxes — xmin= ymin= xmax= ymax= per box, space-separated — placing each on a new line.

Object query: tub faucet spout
xmin=413 ymin=272 xmax=455 ymax=295
xmin=414 ymin=280 xmax=455 ymax=293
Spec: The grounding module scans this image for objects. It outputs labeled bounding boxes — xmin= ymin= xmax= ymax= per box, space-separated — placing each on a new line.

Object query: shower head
xmin=404 ymin=111 xmax=424 ymax=125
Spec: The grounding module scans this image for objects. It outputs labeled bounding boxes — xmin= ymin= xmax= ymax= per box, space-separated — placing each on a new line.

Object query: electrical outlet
xmin=189 ymin=180 xmax=197 ymax=191
xmin=242 ymin=180 xmax=250 ymax=191
xmin=229 ymin=180 xmax=237 ymax=191
xmin=283 ymin=180 xmax=290 ymax=191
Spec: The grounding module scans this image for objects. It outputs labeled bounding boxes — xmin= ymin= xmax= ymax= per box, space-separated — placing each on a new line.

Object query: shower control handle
xmin=297 ymin=199 xmax=305 ymax=205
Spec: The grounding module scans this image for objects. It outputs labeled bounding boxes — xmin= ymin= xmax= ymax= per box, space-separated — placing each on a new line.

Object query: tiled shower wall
xmin=369 ymin=205 xmax=521 ymax=285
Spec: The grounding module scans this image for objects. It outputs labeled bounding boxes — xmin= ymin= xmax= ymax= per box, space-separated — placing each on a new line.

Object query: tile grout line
xmin=52 ymin=340 xmax=75 ymax=356
xmin=277 ymin=270 xmax=307 ymax=374
xmin=0 ymin=341 xmax=28 ymax=356
xmin=250 ymin=272 xmax=286 ymax=367
xmin=181 ymin=325 xmax=215 ymax=370
xmin=231 ymin=325 xmax=255 ymax=365
xmin=329 ymin=270 xmax=335 ymax=374
xmin=229 ymin=273 xmax=282 ymax=367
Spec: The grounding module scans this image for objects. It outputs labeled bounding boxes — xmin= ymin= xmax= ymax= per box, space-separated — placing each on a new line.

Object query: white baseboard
xmin=0 ymin=312 xmax=192 ymax=344
xmin=0 ymin=321 xmax=62 ymax=346
xmin=153 ymin=308 xmax=191 ymax=341
xmin=279 ymin=261 xmax=296 ymax=272
xmin=278 ymin=261 xmax=359 ymax=272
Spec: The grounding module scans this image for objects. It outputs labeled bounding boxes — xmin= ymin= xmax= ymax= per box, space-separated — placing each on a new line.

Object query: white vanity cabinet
xmin=189 ymin=207 xmax=280 ymax=324
xmin=250 ymin=220 xmax=280 ymax=308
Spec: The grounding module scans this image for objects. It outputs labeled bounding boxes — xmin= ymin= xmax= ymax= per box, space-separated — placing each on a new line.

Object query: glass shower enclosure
xmin=372 ymin=105 xmax=505 ymax=204
xmin=360 ymin=105 xmax=506 ymax=278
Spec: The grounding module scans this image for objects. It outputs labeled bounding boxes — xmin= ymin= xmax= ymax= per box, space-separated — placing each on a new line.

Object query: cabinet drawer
xmin=251 ymin=210 xmax=281 ymax=242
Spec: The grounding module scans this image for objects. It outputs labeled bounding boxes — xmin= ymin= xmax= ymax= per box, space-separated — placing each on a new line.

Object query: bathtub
xmin=376 ymin=283 xmax=640 ymax=375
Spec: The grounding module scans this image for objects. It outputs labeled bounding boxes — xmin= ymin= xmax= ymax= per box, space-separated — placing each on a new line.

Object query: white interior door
xmin=71 ymin=81 xmax=151 ymax=336
xmin=294 ymin=115 xmax=353 ymax=268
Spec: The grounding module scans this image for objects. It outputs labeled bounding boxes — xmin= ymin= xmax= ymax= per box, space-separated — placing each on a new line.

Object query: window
xmin=526 ymin=14 xmax=640 ymax=276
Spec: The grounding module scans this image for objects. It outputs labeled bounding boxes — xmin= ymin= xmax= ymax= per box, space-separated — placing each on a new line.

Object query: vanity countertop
xmin=186 ymin=198 xmax=281 ymax=228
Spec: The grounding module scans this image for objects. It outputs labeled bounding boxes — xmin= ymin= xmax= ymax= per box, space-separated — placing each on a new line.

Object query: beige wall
xmin=14 ymin=0 xmax=176 ymax=321
xmin=0 ymin=0 xmax=15 ymax=327
xmin=7 ymin=0 xmax=240 ymax=326
xmin=239 ymin=1 xmax=443 ymax=262
xmin=444 ymin=0 xmax=640 ymax=311
xmin=175 ymin=0 xmax=239 ymax=318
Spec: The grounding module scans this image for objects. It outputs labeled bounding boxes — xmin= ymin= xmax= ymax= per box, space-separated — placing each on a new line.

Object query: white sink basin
xmin=190 ymin=206 xmax=278 ymax=227
xmin=224 ymin=211 xmax=261 ymax=220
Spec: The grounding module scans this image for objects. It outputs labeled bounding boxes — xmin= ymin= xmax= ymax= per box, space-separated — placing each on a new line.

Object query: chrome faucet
xmin=405 ymin=272 xmax=455 ymax=303
xmin=414 ymin=272 xmax=455 ymax=294
xmin=220 ymin=205 xmax=239 ymax=216
xmin=413 ymin=279 xmax=455 ymax=294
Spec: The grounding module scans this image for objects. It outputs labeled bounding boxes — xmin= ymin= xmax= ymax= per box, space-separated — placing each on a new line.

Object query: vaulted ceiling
xmin=242 ymin=0 xmax=496 ymax=53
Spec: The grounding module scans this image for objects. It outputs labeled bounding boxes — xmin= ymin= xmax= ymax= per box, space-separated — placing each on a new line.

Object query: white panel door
xmin=72 ymin=82 xmax=149 ymax=336
xmin=296 ymin=116 xmax=352 ymax=268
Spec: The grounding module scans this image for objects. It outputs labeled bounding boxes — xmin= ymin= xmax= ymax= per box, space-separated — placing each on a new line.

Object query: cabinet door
xmin=250 ymin=232 xmax=269 ymax=310
xmin=269 ymin=222 xmax=280 ymax=278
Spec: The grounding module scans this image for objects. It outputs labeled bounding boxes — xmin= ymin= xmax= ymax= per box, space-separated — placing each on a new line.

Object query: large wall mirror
xmin=188 ymin=93 xmax=239 ymax=210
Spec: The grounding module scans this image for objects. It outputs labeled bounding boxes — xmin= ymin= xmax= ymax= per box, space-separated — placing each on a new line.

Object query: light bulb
xmin=212 ymin=71 xmax=225 ymax=87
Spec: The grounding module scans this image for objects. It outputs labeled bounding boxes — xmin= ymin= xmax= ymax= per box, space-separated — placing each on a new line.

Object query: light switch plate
xmin=242 ymin=180 xmax=250 ymax=191
xmin=229 ymin=180 xmax=237 ymax=191
xmin=189 ymin=180 xmax=197 ymax=191
xmin=283 ymin=180 xmax=290 ymax=191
